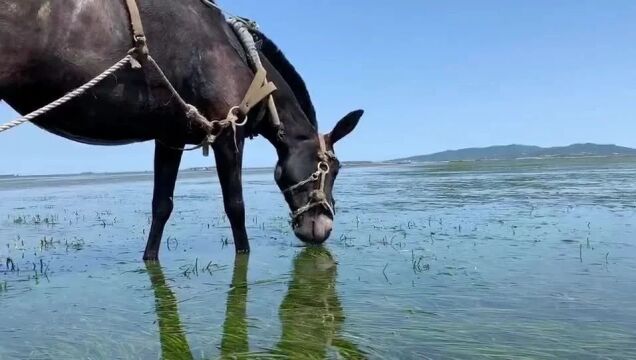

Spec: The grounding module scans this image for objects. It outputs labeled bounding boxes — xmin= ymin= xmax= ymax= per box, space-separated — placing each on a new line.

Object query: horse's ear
xmin=328 ymin=109 xmax=363 ymax=145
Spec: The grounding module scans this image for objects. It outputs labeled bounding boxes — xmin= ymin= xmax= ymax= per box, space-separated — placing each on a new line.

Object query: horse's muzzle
xmin=293 ymin=214 xmax=333 ymax=244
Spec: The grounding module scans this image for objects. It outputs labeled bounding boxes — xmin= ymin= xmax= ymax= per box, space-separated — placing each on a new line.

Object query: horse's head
xmin=274 ymin=110 xmax=363 ymax=244
xmin=244 ymin=29 xmax=363 ymax=244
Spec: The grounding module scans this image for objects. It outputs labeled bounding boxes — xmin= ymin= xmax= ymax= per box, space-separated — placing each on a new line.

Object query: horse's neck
xmin=253 ymin=75 xmax=317 ymax=146
xmin=257 ymin=104 xmax=317 ymax=150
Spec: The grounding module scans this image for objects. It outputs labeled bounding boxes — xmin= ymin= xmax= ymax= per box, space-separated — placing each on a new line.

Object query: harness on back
xmin=127 ymin=0 xmax=283 ymax=156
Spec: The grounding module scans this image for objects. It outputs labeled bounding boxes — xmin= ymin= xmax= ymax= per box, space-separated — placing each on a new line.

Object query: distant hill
xmin=392 ymin=143 xmax=636 ymax=162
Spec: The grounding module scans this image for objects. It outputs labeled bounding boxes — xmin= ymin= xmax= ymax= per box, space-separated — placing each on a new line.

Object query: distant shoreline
xmin=0 ymin=161 xmax=388 ymax=178
xmin=2 ymin=154 xmax=635 ymax=178
xmin=391 ymin=143 xmax=636 ymax=163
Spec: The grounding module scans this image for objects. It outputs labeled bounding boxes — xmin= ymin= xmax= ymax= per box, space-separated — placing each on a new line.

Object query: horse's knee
xmin=152 ymin=198 xmax=174 ymax=223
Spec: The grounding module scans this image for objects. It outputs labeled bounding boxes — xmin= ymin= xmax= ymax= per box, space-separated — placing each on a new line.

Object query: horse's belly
xmin=31 ymin=112 xmax=157 ymax=146
xmin=5 ymin=89 xmax=183 ymax=146
xmin=37 ymin=122 xmax=153 ymax=146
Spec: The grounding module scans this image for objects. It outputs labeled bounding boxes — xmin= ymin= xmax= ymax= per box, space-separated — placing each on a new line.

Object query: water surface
xmin=1 ymin=157 xmax=635 ymax=359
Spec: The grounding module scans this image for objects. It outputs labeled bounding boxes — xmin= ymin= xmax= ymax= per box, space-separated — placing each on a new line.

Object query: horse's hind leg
xmin=144 ymin=141 xmax=183 ymax=261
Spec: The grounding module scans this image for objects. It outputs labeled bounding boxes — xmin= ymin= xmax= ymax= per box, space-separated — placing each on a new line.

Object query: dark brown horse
xmin=0 ymin=0 xmax=363 ymax=260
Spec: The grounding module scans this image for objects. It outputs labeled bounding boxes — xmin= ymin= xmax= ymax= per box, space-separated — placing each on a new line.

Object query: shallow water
xmin=1 ymin=157 xmax=635 ymax=359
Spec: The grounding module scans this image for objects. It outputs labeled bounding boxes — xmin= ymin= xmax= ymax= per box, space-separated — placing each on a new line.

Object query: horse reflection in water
xmin=220 ymin=254 xmax=250 ymax=356
xmin=145 ymin=262 xmax=194 ymax=360
xmin=145 ymin=248 xmax=364 ymax=359
xmin=271 ymin=248 xmax=364 ymax=359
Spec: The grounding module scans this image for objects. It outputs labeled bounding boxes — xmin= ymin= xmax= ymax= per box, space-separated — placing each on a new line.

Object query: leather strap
xmin=124 ymin=0 xmax=149 ymax=61
xmin=318 ymin=134 xmax=327 ymax=153
xmin=239 ymin=66 xmax=277 ymax=115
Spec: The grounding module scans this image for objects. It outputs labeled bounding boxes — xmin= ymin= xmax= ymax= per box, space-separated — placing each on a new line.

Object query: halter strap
xmin=283 ymin=135 xmax=337 ymax=223
xmin=124 ymin=0 xmax=148 ymax=67
xmin=318 ymin=134 xmax=327 ymax=153
xmin=125 ymin=0 xmax=145 ymax=42
xmin=239 ymin=66 xmax=277 ymax=116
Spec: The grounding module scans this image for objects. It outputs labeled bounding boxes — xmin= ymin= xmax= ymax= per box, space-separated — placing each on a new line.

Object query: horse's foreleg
xmin=214 ymin=137 xmax=250 ymax=253
xmin=144 ymin=141 xmax=183 ymax=261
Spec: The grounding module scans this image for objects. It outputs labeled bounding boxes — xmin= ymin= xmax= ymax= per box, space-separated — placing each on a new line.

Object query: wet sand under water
xmin=1 ymin=156 xmax=635 ymax=359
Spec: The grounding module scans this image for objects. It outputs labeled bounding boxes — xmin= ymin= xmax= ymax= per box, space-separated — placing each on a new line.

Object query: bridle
xmin=283 ymin=135 xmax=337 ymax=224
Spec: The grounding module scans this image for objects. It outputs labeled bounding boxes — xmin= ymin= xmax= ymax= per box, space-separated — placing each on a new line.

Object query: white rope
xmin=227 ymin=17 xmax=281 ymax=128
xmin=227 ymin=17 xmax=262 ymax=69
xmin=0 ymin=4 xmax=275 ymax=141
xmin=0 ymin=55 xmax=132 ymax=133
xmin=283 ymin=170 xmax=321 ymax=194
xmin=198 ymin=3 xmax=283 ymax=132
xmin=291 ymin=199 xmax=335 ymax=221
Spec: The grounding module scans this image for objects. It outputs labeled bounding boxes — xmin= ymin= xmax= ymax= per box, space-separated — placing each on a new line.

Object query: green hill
xmin=392 ymin=143 xmax=636 ymax=162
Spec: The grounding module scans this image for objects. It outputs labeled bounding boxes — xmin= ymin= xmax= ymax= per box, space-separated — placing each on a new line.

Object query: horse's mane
xmin=250 ymin=29 xmax=317 ymax=129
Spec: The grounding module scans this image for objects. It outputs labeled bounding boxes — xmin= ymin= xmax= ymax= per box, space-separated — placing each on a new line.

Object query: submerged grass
xmin=179 ymin=258 xmax=228 ymax=279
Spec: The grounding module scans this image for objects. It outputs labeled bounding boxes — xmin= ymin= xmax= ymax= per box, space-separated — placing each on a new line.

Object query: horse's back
xmin=0 ymin=0 xmax=235 ymax=145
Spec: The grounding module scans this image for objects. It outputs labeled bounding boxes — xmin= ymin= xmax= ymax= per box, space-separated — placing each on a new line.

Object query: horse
xmin=0 ymin=0 xmax=363 ymax=260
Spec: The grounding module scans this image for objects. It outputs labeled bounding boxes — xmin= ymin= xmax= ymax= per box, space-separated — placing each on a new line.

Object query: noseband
xmin=283 ymin=135 xmax=336 ymax=224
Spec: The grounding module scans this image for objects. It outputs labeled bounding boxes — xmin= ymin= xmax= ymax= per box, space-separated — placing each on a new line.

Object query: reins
xmin=283 ymin=135 xmax=337 ymax=223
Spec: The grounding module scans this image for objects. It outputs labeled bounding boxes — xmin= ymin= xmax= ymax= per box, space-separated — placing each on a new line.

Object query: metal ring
xmin=228 ymin=106 xmax=241 ymax=116
xmin=228 ymin=106 xmax=248 ymax=127
xmin=235 ymin=114 xmax=248 ymax=127
xmin=310 ymin=172 xmax=320 ymax=181
xmin=318 ymin=162 xmax=330 ymax=173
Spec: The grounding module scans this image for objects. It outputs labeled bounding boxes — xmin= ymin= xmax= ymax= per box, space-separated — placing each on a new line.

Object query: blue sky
xmin=1 ymin=0 xmax=634 ymax=175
